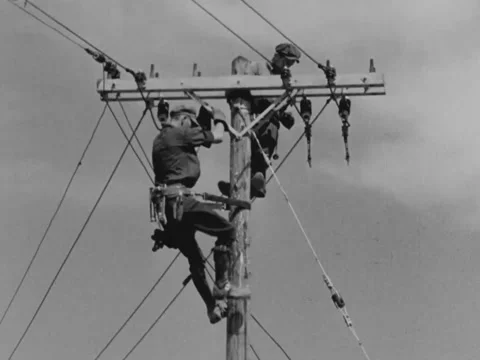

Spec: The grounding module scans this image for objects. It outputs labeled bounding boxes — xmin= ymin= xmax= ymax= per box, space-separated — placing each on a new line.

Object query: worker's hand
xmin=197 ymin=106 xmax=213 ymax=130
xmin=280 ymin=67 xmax=291 ymax=79
xmin=215 ymin=120 xmax=241 ymax=140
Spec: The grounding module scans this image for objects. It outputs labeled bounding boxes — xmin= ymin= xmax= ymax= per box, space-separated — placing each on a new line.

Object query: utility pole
xmin=227 ymin=91 xmax=252 ymax=360
xmin=95 ymin=58 xmax=386 ymax=360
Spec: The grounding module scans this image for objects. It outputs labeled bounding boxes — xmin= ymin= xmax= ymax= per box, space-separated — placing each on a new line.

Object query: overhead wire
xmin=106 ymin=103 xmax=154 ymax=184
xmin=189 ymin=0 xmax=271 ymax=63
xmin=7 ymin=107 xmax=150 ymax=360
xmin=8 ymin=0 xmax=84 ymax=50
xmin=250 ymin=314 xmax=293 ymax=360
xmin=20 ymin=0 xmax=128 ymax=71
xmin=119 ymin=251 xmax=214 ymax=360
xmin=249 ymin=340 xmax=262 ymax=360
xmin=0 ymin=104 xmax=108 ymax=328
xmin=118 ymin=103 xmax=154 ymax=170
xmin=238 ymin=0 xmax=341 ymax=110
xmin=92 ymin=251 xmax=182 ymax=360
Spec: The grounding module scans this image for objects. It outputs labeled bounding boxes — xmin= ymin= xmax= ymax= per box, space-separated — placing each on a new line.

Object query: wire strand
xmin=250 ymin=313 xmax=293 ymax=360
xmin=118 ymin=103 xmax=154 ymax=170
xmin=189 ymin=0 xmax=271 ymax=63
xmin=93 ymin=251 xmax=181 ymax=360
xmin=8 ymin=107 xmax=149 ymax=360
xmin=23 ymin=0 xmax=128 ymax=70
xmin=239 ymin=0 xmax=323 ymax=68
xmin=8 ymin=0 xmax=84 ymax=49
xmin=238 ymin=0 xmax=341 ymax=109
xmin=0 ymin=104 xmax=107 ymax=328
xmin=120 ymin=250 xmax=213 ymax=360
xmin=249 ymin=340 xmax=262 ymax=360
xmin=106 ymin=103 xmax=154 ymax=184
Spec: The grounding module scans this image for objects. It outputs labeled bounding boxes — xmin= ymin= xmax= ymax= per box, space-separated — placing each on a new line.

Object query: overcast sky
xmin=1 ymin=1 xmax=480 ymax=360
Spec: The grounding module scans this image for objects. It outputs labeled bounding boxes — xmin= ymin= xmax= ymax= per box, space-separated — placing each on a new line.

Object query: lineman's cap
xmin=275 ymin=43 xmax=301 ymax=62
xmin=170 ymin=105 xmax=199 ymax=127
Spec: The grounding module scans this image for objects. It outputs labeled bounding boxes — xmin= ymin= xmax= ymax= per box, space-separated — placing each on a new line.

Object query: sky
xmin=1 ymin=0 xmax=480 ymax=359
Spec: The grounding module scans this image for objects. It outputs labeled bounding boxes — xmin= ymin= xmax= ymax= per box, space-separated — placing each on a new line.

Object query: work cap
xmin=169 ymin=104 xmax=200 ymax=126
xmin=275 ymin=43 xmax=301 ymax=62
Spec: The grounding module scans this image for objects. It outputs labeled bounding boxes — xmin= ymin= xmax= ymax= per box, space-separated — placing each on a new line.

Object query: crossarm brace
xmin=238 ymin=89 xmax=300 ymax=137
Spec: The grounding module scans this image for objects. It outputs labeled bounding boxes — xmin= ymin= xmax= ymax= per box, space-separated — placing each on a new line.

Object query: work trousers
xmin=251 ymin=121 xmax=279 ymax=178
xmin=162 ymin=196 xmax=235 ymax=310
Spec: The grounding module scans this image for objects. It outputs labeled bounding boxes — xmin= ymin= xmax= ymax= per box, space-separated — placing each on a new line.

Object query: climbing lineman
xmin=150 ymin=104 xmax=249 ymax=324
xmin=218 ymin=43 xmax=301 ymax=199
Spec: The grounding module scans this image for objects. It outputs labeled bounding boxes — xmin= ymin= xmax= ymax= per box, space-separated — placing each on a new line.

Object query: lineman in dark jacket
xmin=151 ymin=104 xmax=238 ymax=324
xmin=219 ymin=43 xmax=301 ymax=198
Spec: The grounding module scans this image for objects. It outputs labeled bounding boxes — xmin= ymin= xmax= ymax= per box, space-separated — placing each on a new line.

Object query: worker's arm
xmin=211 ymin=121 xmax=226 ymax=144
xmin=211 ymin=107 xmax=241 ymax=143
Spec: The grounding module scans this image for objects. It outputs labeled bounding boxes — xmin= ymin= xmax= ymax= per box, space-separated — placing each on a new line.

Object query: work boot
xmin=217 ymin=172 xmax=266 ymax=199
xmin=213 ymin=245 xmax=230 ymax=297
xmin=217 ymin=181 xmax=230 ymax=197
xmin=251 ymin=172 xmax=266 ymax=198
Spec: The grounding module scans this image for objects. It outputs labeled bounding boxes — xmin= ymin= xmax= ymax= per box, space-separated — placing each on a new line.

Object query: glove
xmin=197 ymin=106 xmax=213 ymax=130
xmin=279 ymin=111 xmax=295 ymax=130
xmin=212 ymin=107 xmax=226 ymax=123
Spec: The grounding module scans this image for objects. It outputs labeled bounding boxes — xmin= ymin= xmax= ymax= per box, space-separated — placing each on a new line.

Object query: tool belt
xmin=150 ymin=183 xmax=192 ymax=231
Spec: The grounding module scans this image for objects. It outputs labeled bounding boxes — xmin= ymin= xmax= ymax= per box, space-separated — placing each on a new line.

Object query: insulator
xmin=300 ymin=96 xmax=312 ymax=121
xmin=339 ymin=96 xmax=351 ymax=118
xmin=157 ymin=99 xmax=170 ymax=122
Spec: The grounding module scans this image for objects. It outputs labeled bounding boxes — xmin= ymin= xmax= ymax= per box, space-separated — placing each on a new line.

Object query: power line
xmin=238 ymin=0 xmax=341 ymax=108
xmin=8 ymin=0 xmax=84 ymax=49
xmin=189 ymin=0 xmax=271 ymax=63
xmin=239 ymin=0 xmax=324 ymax=69
xmin=21 ymin=0 xmax=128 ymax=70
xmin=249 ymin=341 xmax=262 ymax=360
xmin=250 ymin=313 xmax=293 ymax=360
xmin=120 ymin=250 xmax=213 ymax=360
xmin=0 ymin=104 xmax=107 ymax=328
xmin=106 ymin=103 xmax=154 ymax=184
xmin=93 ymin=251 xmax=181 ymax=360
xmin=7 ymin=107 xmax=149 ymax=360
xmin=118 ymin=103 xmax=154 ymax=171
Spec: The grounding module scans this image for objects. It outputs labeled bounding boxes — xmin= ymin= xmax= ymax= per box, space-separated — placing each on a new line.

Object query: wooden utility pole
xmin=227 ymin=92 xmax=252 ymax=360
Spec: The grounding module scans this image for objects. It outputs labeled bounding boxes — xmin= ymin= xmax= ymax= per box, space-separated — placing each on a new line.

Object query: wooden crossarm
xmin=96 ymin=72 xmax=386 ymax=102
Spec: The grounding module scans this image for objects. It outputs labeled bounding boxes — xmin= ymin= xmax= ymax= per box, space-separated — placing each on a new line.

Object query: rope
xmin=93 ymin=251 xmax=182 ymax=360
xmin=235 ymin=106 xmax=372 ymax=360
xmin=7 ymin=0 xmax=84 ymax=49
xmin=0 ymin=104 xmax=107 ymax=328
xmin=7 ymin=107 xmax=149 ymax=360
xmin=120 ymin=250 xmax=213 ymax=360
xmin=106 ymin=103 xmax=154 ymax=184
